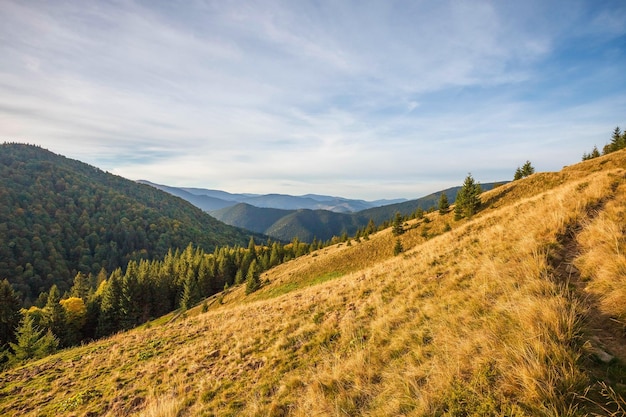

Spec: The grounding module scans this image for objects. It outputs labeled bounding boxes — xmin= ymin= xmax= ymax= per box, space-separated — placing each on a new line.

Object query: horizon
xmin=1 ymin=1 xmax=625 ymax=200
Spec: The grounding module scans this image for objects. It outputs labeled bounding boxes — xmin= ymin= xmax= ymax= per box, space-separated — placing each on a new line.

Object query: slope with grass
xmin=1 ymin=150 xmax=626 ymax=416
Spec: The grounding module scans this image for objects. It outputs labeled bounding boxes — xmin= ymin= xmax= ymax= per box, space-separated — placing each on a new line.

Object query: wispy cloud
xmin=1 ymin=0 xmax=625 ymax=199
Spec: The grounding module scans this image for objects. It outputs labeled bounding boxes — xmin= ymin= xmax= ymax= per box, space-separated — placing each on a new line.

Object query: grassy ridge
xmin=1 ymin=150 xmax=626 ymax=416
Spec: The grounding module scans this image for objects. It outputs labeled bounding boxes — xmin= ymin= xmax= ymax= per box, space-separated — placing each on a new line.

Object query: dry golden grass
xmin=1 ymin=150 xmax=626 ymax=416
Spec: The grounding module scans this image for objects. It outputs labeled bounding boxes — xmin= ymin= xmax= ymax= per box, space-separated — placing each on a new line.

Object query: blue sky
xmin=1 ymin=0 xmax=625 ymax=200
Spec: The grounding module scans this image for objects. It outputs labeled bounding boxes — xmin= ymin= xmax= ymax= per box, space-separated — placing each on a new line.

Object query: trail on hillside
xmin=549 ymin=197 xmax=626 ymax=371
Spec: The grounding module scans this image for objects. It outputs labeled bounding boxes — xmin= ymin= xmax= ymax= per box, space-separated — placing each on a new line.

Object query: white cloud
xmin=1 ymin=0 xmax=625 ymax=200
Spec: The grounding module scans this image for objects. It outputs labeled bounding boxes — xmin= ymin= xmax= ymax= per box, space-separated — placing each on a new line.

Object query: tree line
xmin=582 ymin=126 xmax=626 ymax=160
xmin=0 ymin=237 xmax=327 ymax=367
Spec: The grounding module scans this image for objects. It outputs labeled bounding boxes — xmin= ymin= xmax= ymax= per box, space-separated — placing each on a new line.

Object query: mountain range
xmin=137 ymin=180 xmax=406 ymax=213
xmin=142 ymin=181 xmax=506 ymax=242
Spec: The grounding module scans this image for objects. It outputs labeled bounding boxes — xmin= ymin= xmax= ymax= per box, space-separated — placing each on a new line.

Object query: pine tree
xmin=392 ymin=212 xmax=404 ymax=236
xmin=393 ymin=239 xmax=403 ymax=256
xmin=454 ymin=173 xmax=482 ymax=220
xmin=513 ymin=167 xmax=523 ymax=181
xmin=438 ymin=193 xmax=450 ymax=214
xmin=521 ymin=160 xmax=535 ymax=177
xmin=245 ymin=260 xmax=261 ymax=295
xmin=0 ymin=279 xmax=21 ymax=350
xmin=70 ymin=272 xmax=91 ymax=301
xmin=9 ymin=314 xmax=58 ymax=362
xmin=43 ymin=285 xmax=66 ymax=346
xmin=97 ymin=269 xmax=123 ymax=338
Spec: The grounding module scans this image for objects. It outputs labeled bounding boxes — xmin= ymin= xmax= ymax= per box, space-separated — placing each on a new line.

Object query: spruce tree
xmin=521 ymin=160 xmax=535 ymax=177
xmin=393 ymin=239 xmax=403 ymax=256
xmin=392 ymin=212 xmax=404 ymax=236
xmin=43 ymin=285 xmax=66 ymax=346
xmin=9 ymin=314 xmax=58 ymax=362
xmin=455 ymin=173 xmax=482 ymax=220
xmin=438 ymin=193 xmax=450 ymax=214
xmin=0 ymin=279 xmax=21 ymax=350
xmin=245 ymin=260 xmax=261 ymax=295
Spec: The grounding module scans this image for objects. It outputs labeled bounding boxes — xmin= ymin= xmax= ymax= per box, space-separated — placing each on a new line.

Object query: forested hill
xmin=0 ymin=143 xmax=259 ymax=301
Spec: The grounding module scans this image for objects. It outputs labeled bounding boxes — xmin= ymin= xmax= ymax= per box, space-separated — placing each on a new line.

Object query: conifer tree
xmin=0 ymin=279 xmax=21 ymax=350
xmin=43 ymin=285 xmax=66 ymax=345
xmin=438 ymin=192 xmax=450 ymax=214
xmin=245 ymin=260 xmax=261 ymax=295
xmin=393 ymin=239 xmax=403 ymax=256
xmin=97 ymin=269 xmax=123 ymax=338
xmin=454 ymin=173 xmax=482 ymax=220
xmin=392 ymin=212 xmax=404 ymax=236
xmin=9 ymin=314 xmax=58 ymax=362
xmin=521 ymin=160 xmax=535 ymax=177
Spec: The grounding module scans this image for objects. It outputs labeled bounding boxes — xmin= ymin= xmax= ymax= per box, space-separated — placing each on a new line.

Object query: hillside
xmin=1 ymin=150 xmax=626 ymax=416
xmin=0 ymin=144 xmax=260 ymax=301
xmin=211 ymin=203 xmax=368 ymax=242
xmin=211 ymin=183 xmax=504 ymax=242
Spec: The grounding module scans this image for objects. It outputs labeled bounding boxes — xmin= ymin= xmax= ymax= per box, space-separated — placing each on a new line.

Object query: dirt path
xmin=550 ymin=199 xmax=626 ymax=375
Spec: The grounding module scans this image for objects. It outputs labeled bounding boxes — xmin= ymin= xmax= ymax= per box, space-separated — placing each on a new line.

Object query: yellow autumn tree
xmin=60 ymin=297 xmax=86 ymax=345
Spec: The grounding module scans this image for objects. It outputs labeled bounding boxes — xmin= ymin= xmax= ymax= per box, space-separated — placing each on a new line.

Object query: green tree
xmin=454 ymin=173 xmax=482 ymax=220
xmin=70 ymin=272 xmax=91 ymax=301
xmin=245 ymin=260 xmax=261 ymax=295
xmin=9 ymin=314 xmax=58 ymax=362
xmin=97 ymin=269 xmax=123 ymax=338
xmin=438 ymin=193 xmax=450 ymax=214
xmin=0 ymin=279 xmax=21 ymax=350
xmin=392 ymin=212 xmax=404 ymax=236
xmin=513 ymin=167 xmax=523 ymax=181
xmin=393 ymin=239 xmax=403 ymax=256
xmin=521 ymin=160 xmax=535 ymax=177
xmin=43 ymin=285 xmax=66 ymax=345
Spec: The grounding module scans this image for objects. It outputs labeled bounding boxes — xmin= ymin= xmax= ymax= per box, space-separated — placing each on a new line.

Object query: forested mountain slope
xmin=1 ymin=149 xmax=625 ymax=416
xmin=0 ymin=143 xmax=259 ymax=301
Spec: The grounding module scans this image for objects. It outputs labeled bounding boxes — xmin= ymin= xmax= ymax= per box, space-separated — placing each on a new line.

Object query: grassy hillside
xmin=0 ymin=144 xmax=260 ymax=300
xmin=1 ymin=150 xmax=625 ymax=416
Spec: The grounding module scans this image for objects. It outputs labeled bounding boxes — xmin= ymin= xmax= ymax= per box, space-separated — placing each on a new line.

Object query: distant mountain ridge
xmin=138 ymin=180 xmax=407 ymax=213
xmin=208 ymin=183 xmax=506 ymax=242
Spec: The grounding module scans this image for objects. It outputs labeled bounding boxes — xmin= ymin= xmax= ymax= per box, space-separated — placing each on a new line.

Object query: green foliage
xmin=603 ymin=126 xmax=626 ymax=155
xmin=9 ymin=314 xmax=58 ymax=362
xmin=454 ymin=173 xmax=482 ymax=220
xmin=393 ymin=239 xmax=403 ymax=256
xmin=0 ymin=143 xmax=257 ymax=301
xmin=514 ymin=160 xmax=535 ymax=180
xmin=438 ymin=192 xmax=450 ymax=214
xmin=585 ymin=127 xmax=626 ymax=160
xmin=245 ymin=260 xmax=261 ymax=295
xmin=392 ymin=212 xmax=404 ymax=236
xmin=0 ymin=279 xmax=21 ymax=349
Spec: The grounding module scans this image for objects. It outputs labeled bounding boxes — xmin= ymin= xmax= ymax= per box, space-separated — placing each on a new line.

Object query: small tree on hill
xmin=438 ymin=193 xmax=450 ymax=214
xmin=514 ymin=161 xmax=535 ymax=180
xmin=393 ymin=239 xmax=403 ymax=256
xmin=245 ymin=260 xmax=261 ymax=295
xmin=521 ymin=160 xmax=535 ymax=177
xmin=392 ymin=212 xmax=404 ymax=236
xmin=454 ymin=173 xmax=482 ymax=220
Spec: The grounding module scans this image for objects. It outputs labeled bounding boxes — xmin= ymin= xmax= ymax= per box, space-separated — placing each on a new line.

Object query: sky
xmin=1 ymin=1 xmax=625 ymax=200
